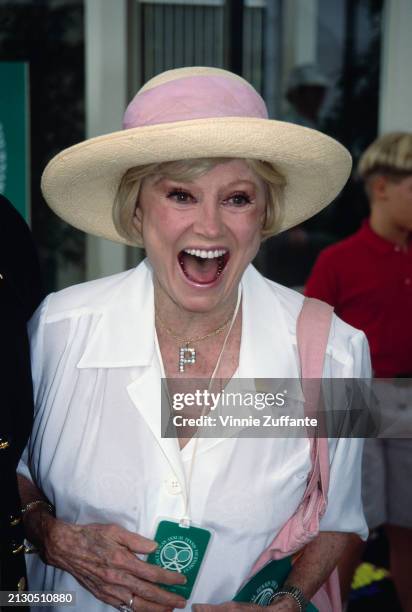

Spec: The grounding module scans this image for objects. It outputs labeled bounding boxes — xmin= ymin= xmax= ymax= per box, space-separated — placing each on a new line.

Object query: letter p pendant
xmin=179 ymin=344 xmax=196 ymax=373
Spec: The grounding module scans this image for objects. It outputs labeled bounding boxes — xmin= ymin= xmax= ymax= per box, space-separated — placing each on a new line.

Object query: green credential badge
xmin=147 ymin=519 xmax=212 ymax=600
xmin=233 ymin=557 xmax=318 ymax=610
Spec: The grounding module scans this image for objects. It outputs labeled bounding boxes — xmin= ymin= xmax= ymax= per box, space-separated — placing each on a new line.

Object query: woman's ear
xmin=132 ymin=206 xmax=143 ymax=234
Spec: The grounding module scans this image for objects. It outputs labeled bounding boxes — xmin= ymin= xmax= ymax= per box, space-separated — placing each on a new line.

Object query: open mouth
xmin=178 ymin=248 xmax=230 ymax=285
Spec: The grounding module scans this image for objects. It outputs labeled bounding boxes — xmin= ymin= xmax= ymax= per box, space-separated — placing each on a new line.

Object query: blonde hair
xmin=113 ymin=158 xmax=286 ymax=247
xmin=358 ymin=132 xmax=412 ymax=196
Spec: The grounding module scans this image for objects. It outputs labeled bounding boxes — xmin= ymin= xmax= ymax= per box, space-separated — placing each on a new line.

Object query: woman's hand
xmin=194 ymin=532 xmax=352 ymax=612
xmin=192 ymin=597 xmax=298 ymax=611
xmin=26 ymin=508 xmax=187 ymax=611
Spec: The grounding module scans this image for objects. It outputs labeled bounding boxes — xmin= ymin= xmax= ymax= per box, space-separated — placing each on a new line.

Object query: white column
xmin=294 ymin=0 xmax=318 ymax=65
xmin=85 ymin=0 xmax=128 ymax=280
xmin=281 ymin=0 xmax=319 ymax=113
xmin=263 ymin=0 xmax=282 ymax=118
xmin=379 ymin=0 xmax=412 ymax=133
xmin=282 ymin=0 xmax=319 ymax=67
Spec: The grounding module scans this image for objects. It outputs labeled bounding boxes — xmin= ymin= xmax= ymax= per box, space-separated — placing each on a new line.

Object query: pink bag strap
xmin=245 ymin=297 xmax=339 ymax=606
xmin=297 ymin=297 xmax=334 ymax=500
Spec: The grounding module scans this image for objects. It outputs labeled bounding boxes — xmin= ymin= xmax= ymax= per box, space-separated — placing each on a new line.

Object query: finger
xmin=107 ymin=552 xmax=187 ymax=586
xmin=269 ymin=601 xmax=297 ymax=611
xmin=100 ymin=568 xmax=186 ymax=608
xmin=131 ymin=594 xmax=176 ymax=612
xmin=96 ymin=566 xmax=186 ymax=608
xmin=88 ymin=582 xmax=175 ymax=612
xmin=70 ymin=574 xmax=131 ymax=610
xmin=133 ymin=558 xmax=188 ymax=585
xmin=85 ymin=562 xmax=187 ymax=605
xmin=134 ymin=580 xmax=186 ymax=609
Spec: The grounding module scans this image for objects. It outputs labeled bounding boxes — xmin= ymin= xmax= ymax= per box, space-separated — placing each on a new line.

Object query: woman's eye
xmin=226 ymin=193 xmax=252 ymax=206
xmin=167 ymin=189 xmax=193 ymax=203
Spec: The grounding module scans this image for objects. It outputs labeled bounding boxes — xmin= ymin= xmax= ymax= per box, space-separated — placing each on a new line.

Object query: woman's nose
xmin=192 ymin=201 xmax=224 ymax=239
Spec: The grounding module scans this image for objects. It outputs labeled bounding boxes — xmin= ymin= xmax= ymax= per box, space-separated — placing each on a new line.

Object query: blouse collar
xmin=77 ymin=259 xmax=299 ymax=379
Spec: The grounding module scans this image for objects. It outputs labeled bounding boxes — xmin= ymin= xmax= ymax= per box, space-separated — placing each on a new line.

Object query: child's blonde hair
xmin=358 ymin=132 xmax=412 ymax=196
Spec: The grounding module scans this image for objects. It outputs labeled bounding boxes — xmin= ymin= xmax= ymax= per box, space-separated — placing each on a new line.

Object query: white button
xmin=295 ymin=472 xmax=307 ymax=480
xmin=165 ymin=478 xmax=183 ymax=495
xmin=405 ymin=278 xmax=411 ymax=286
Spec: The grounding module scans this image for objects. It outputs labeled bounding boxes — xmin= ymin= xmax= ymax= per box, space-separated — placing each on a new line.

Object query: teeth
xmin=183 ymin=248 xmax=227 ymax=259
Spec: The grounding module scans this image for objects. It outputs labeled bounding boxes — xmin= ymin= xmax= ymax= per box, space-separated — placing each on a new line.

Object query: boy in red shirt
xmin=306 ymin=132 xmax=412 ymax=610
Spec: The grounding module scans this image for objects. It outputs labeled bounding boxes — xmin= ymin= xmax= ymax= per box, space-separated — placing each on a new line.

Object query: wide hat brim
xmin=41 ymin=116 xmax=351 ymax=245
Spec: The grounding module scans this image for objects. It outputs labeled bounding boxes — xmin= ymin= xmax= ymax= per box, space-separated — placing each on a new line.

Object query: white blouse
xmin=18 ymin=261 xmax=370 ymax=611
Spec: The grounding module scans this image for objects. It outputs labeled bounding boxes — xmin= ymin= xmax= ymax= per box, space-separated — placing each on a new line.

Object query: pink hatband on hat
xmin=122 ymin=75 xmax=268 ymax=129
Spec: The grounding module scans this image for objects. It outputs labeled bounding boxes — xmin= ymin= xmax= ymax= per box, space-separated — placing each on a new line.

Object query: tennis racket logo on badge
xmin=253 ymin=585 xmax=278 ymax=606
xmin=160 ymin=539 xmax=195 ymax=572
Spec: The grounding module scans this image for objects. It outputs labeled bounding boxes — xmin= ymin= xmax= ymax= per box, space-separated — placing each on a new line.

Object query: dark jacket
xmin=0 ymin=195 xmax=43 ymax=592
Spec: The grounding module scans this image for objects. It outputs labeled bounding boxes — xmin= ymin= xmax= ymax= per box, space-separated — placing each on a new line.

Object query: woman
xmin=18 ymin=67 xmax=369 ymax=612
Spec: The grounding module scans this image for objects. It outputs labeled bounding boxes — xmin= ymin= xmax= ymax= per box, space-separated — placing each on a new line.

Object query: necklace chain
xmin=155 ymin=309 xmax=234 ymax=344
xmin=155 ymin=287 xmax=242 ymax=525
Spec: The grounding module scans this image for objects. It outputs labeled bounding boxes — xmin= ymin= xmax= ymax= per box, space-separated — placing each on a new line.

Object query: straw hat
xmin=41 ymin=66 xmax=351 ymax=245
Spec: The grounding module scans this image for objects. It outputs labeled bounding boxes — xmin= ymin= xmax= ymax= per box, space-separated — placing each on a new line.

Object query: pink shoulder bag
xmin=248 ymin=297 xmax=341 ymax=612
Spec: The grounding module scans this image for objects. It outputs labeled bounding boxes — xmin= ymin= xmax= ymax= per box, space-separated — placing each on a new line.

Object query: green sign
xmin=0 ymin=62 xmax=30 ymax=221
